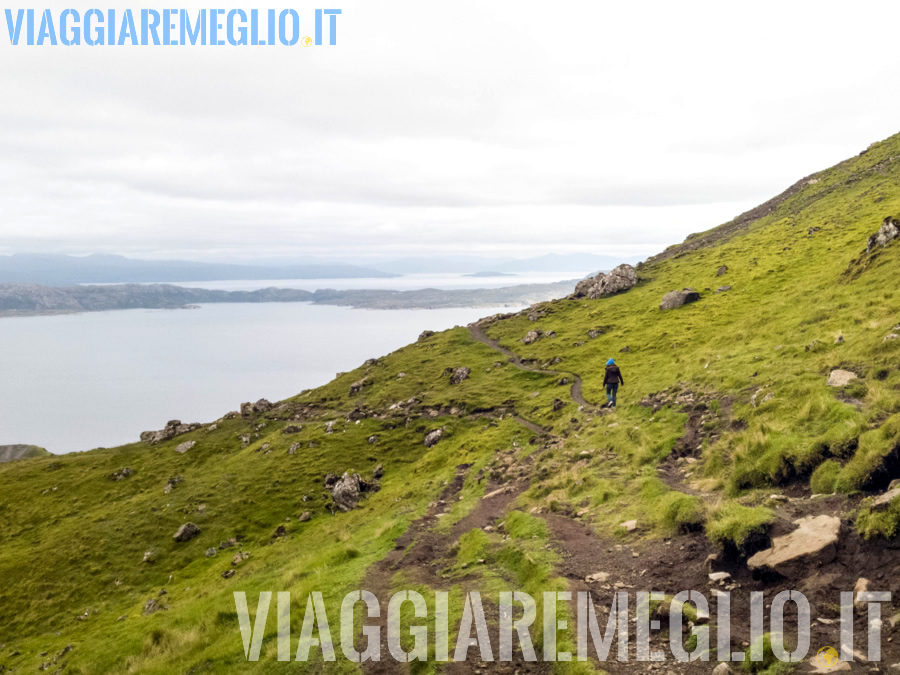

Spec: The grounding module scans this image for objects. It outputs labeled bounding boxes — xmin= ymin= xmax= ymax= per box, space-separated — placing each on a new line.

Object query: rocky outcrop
xmin=418 ymin=330 xmax=435 ymax=341
xmin=240 ymin=399 xmax=272 ymax=416
xmin=173 ymin=522 xmax=201 ymax=543
xmin=140 ymin=420 xmax=201 ymax=445
xmin=0 ymin=444 xmax=50 ymax=463
xmin=827 ymin=369 xmax=858 ymax=387
xmin=867 ymin=216 xmax=900 ymax=253
xmin=660 ymin=289 xmax=701 ymax=310
xmin=572 ymin=264 xmax=637 ymax=300
xmin=747 ymin=515 xmax=840 ymax=577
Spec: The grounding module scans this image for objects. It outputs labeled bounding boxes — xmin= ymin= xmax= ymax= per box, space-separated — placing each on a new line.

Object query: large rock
xmin=867 ymin=216 xmax=900 ymax=253
xmin=424 ymin=428 xmax=443 ymax=447
xmin=827 ymin=369 xmax=858 ymax=387
xmin=331 ymin=472 xmax=362 ymax=512
xmin=173 ymin=522 xmax=201 ymax=543
xmin=572 ymin=264 xmax=637 ymax=300
xmin=747 ymin=515 xmax=841 ymax=577
xmin=660 ymin=289 xmax=702 ymax=310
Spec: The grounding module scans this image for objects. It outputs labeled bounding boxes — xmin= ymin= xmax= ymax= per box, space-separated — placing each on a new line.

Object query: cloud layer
xmin=2 ymin=0 xmax=900 ymax=262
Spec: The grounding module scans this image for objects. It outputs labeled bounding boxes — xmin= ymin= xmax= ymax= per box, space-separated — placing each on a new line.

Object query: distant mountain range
xmin=0 ymin=254 xmax=397 ymax=286
xmin=0 ymin=252 xmax=639 ymax=286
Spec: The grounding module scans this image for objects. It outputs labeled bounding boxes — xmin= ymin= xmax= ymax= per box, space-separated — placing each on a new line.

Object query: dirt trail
xmin=468 ymin=323 xmax=598 ymax=411
xmin=361 ymin=465 xmax=548 ymax=674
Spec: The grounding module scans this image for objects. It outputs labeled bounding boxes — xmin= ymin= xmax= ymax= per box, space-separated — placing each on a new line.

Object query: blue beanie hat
xmin=607 ymin=358 xmax=615 ymax=366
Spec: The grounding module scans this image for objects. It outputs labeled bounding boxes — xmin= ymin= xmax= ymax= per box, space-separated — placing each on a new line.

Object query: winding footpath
xmin=467 ymin=322 xmax=598 ymax=411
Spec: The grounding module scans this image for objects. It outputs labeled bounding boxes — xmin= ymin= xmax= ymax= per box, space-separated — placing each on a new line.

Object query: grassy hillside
xmin=3 ymin=133 xmax=900 ymax=673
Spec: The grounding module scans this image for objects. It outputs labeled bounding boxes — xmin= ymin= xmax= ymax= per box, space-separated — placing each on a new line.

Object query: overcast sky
xmin=2 ymin=0 xmax=900 ymax=263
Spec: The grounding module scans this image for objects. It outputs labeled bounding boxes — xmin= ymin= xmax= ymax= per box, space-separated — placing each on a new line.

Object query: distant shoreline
xmin=0 ymin=280 xmax=578 ymax=318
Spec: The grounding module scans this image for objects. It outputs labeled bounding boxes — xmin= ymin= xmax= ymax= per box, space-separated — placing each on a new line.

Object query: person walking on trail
xmin=604 ymin=358 xmax=624 ymax=408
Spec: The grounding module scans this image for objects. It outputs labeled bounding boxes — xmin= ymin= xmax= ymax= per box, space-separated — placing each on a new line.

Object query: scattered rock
xmin=620 ymin=520 xmax=637 ymax=532
xmin=619 ymin=345 xmax=631 ymax=353
xmin=222 ymin=569 xmax=235 ymax=579
xmin=174 ymin=440 xmax=195 ymax=454
xmin=659 ymin=288 xmax=701 ymax=310
xmin=173 ymin=522 xmax=200 ymax=543
xmin=867 ymin=216 xmax=900 ymax=253
xmin=521 ymin=330 xmax=542 ymax=345
xmin=367 ymin=435 xmax=379 ymax=445
xmin=448 ymin=367 xmax=471 ymax=385
xmin=205 ymin=548 xmax=217 ymax=558
xmin=552 ymin=398 xmax=565 ymax=411
xmin=747 ymin=515 xmax=841 ymax=577
xmin=282 ymin=425 xmax=302 ymax=434
xmin=325 ymin=421 xmax=335 ymax=434
xmin=585 ymin=572 xmax=610 ymax=584
xmin=142 ymin=597 xmax=167 ymax=615
xmin=288 ymin=443 xmax=300 ymax=455
xmin=349 ymin=377 xmax=370 ymax=396
xmin=111 ymin=467 xmax=134 ymax=481
xmin=854 ymin=578 xmax=871 ymax=609
xmin=571 ymin=264 xmax=638 ymax=300
xmin=714 ymin=285 xmax=731 ymax=293
xmin=827 ymin=369 xmax=858 ymax=387
xmin=884 ymin=333 xmax=899 ymax=342
xmin=587 ymin=326 xmax=608 ymax=339
xmin=709 ymin=572 xmax=731 ymax=583
xmin=164 ymin=476 xmax=183 ymax=494
xmin=834 ymin=335 xmax=844 ymax=344
xmin=373 ymin=463 xmax=384 ymax=480
xmin=298 ymin=512 xmax=311 ymax=522
xmin=142 ymin=550 xmax=156 ymax=563
xmin=272 ymin=525 xmax=287 ymax=539
xmin=331 ymin=472 xmax=363 ymax=512
xmin=716 ymin=266 xmax=729 ymax=277
xmin=324 ymin=472 xmax=339 ymax=488
xmin=418 ymin=330 xmax=435 ymax=341
xmin=424 ymin=428 xmax=443 ymax=448
xmin=872 ymin=488 xmax=900 ymax=512
xmin=712 ymin=663 xmax=733 ymax=675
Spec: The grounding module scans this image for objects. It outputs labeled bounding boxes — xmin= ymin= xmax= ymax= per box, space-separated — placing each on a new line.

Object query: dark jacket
xmin=604 ymin=364 xmax=624 ymax=385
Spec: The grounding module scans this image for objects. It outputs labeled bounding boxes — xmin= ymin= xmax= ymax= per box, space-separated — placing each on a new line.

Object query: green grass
xmin=706 ymin=503 xmax=776 ymax=557
xmin=5 ymin=131 xmax=900 ymax=671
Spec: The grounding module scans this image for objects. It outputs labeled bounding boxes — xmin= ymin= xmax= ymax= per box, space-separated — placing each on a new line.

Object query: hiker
xmin=604 ymin=358 xmax=624 ymax=408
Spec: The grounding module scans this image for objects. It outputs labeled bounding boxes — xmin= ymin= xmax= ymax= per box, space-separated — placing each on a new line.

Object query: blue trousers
xmin=605 ymin=383 xmax=618 ymax=406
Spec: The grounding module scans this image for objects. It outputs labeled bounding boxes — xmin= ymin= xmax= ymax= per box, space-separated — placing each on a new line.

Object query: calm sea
xmin=0 ymin=302 xmax=497 ymax=454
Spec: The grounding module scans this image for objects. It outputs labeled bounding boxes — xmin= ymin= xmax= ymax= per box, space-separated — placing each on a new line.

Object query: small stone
xmin=298 ymin=511 xmax=311 ymax=522
xmin=173 ymin=522 xmax=200 ymax=542
xmin=620 ymin=520 xmax=637 ymax=532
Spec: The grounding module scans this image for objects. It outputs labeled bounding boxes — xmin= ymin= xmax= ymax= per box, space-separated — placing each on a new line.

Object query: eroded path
xmin=468 ymin=322 xmax=598 ymax=411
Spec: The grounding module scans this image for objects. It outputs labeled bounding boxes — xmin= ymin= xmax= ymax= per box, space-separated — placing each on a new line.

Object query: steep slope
xmin=2 ymin=133 xmax=900 ymax=673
